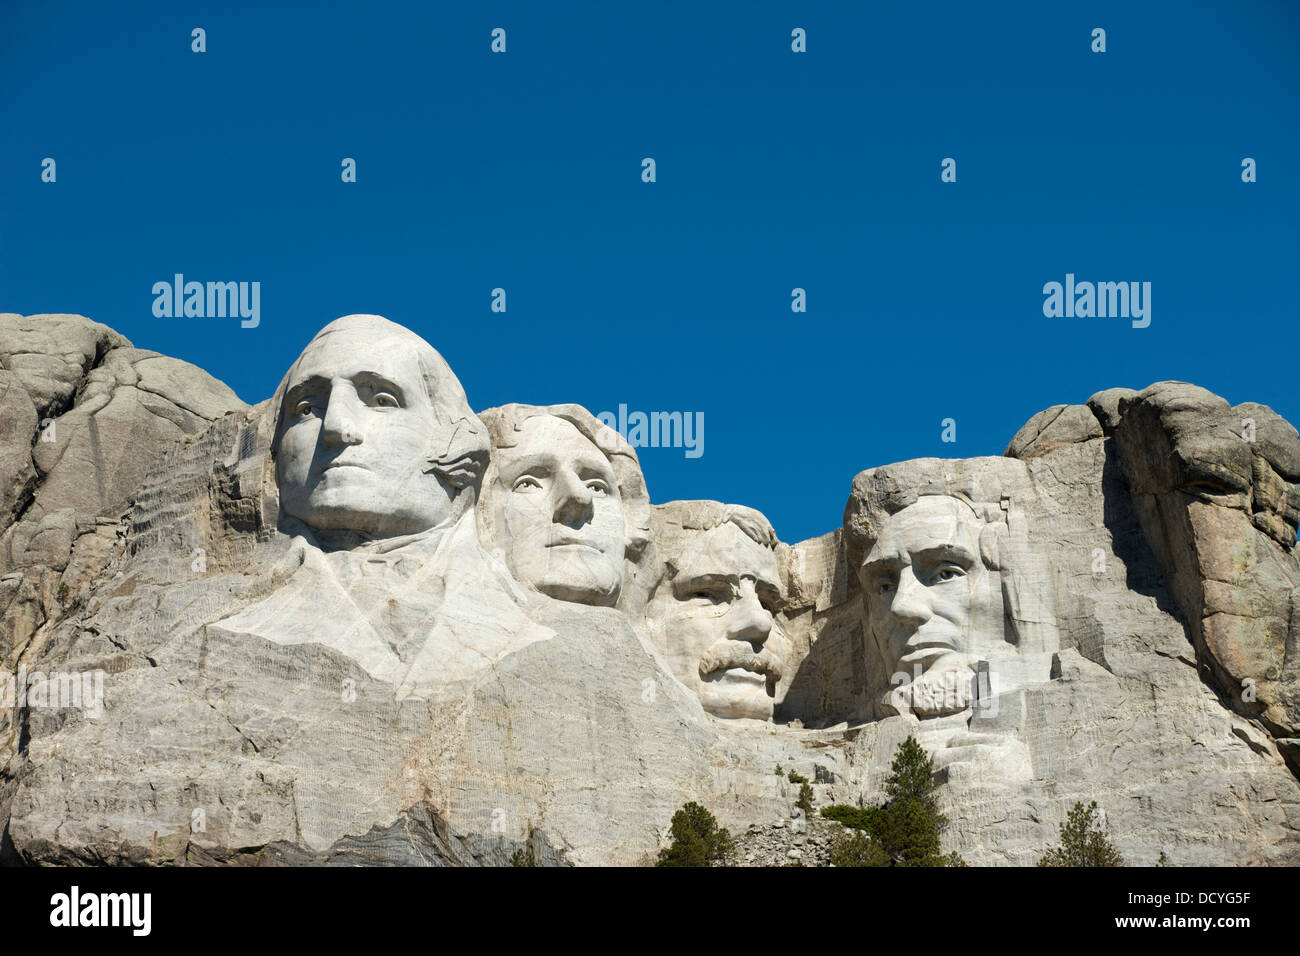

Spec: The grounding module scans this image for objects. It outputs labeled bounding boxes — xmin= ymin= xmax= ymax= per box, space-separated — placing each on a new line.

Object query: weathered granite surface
xmin=2 ymin=313 xmax=1297 ymax=865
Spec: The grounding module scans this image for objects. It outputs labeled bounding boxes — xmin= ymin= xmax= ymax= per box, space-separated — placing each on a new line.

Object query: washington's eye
xmin=688 ymin=586 xmax=727 ymax=604
xmin=372 ymin=392 xmax=399 ymax=409
xmin=934 ymin=564 xmax=966 ymax=583
xmin=874 ymin=579 xmax=895 ymax=596
xmin=512 ymin=476 xmax=543 ymax=493
xmin=294 ymin=400 xmax=315 ymax=418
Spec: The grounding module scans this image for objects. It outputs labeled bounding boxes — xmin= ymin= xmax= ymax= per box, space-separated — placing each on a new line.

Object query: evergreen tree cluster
xmin=822 ymin=735 xmax=966 ymax=867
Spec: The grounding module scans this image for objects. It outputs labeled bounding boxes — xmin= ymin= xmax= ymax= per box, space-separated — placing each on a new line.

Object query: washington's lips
xmin=698 ymin=641 xmax=784 ymax=684
xmin=316 ymin=459 xmax=370 ymax=476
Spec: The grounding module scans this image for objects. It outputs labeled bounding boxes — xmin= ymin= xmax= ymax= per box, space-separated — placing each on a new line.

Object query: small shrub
xmin=509 ymin=847 xmax=536 ymax=867
xmin=796 ymin=782 xmax=814 ymax=815
xmin=820 ymin=804 xmax=879 ymax=831
xmin=828 ymin=829 xmax=888 ymax=867
xmin=786 ymin=769 xmax=808 ymax=784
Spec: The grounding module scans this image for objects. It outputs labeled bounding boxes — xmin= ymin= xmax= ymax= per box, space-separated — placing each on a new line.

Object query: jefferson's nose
xmin=321 ymin=386 xmax=363 ymax=447
xmin=726 ymin=578 xmax=774 ymax=647
xmin=552 ymin=469 xmax=594 ymax=525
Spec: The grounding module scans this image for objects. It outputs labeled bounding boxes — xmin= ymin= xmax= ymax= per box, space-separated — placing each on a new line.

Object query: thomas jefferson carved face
xmin=861 ymin=495 xmax=1007 ymax=678
xmin=493 ymin=415 xmax=627 ymax=606
xmin=647 ymin=521 xmax=788 ymax=721
xmin=276 ymin=319 xmax=463 ymax=538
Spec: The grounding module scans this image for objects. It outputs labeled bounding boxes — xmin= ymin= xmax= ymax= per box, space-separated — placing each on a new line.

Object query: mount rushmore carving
xmin=1 ymin=312 xmax=1297 ymax=865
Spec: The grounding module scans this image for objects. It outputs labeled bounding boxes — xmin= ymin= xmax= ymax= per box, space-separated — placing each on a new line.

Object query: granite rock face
xmin=1108 ymin=382 xmax=1300 ymax=742
xmin=2 ymin=313 xmax=1298 ymax=866
xmin=0 ymin=314 xmax=245 ymax=685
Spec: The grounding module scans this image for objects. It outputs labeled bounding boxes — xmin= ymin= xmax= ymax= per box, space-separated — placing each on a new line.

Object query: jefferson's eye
xmin=934 ymin=564 xmax=966 ymax=583
xmin=586 ymin=480 xmax=610 ymax=496
xmin=512 ymin=476 xmax=543 ymax=493
xmin=372 ymin=392 xmax=399 ymax=409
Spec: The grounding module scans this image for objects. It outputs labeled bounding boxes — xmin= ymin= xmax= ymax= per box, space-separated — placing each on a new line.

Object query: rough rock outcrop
xmin=1107 ymin=383 xmax=1300 ymax=742
xmin=0 ymin=314 xmax=245 ymax=682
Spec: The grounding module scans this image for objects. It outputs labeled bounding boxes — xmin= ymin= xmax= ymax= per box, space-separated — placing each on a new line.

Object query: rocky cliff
xmin=1 ymin=313 xmax=1296 ymax=866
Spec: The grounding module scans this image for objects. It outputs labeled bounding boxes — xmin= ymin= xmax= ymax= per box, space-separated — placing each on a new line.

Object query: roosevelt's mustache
xmin=698 ymin=641 xmax=784 ymax=683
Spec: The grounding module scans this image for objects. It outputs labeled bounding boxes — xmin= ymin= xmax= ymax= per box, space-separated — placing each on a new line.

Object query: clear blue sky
xmin=2 ymin=0 xmax=1297 ymax=542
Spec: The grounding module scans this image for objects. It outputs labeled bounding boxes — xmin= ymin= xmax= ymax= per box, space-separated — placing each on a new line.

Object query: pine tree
xmin=820 ymin=735 xmax=965 ymax=867
xmin=1037 ymin=801 xmax=1124 ymax=867
xmin=884 ymin=735 xmax=947 ymax=832
xmin=656 ymin=801 xmax=735 ymax=867
xmin=874 ymin=793 xmax=944 ymax=865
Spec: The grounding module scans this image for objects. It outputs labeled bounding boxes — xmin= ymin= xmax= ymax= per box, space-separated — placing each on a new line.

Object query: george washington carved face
xmin=274 ymin=315 xmax=486 ymax=539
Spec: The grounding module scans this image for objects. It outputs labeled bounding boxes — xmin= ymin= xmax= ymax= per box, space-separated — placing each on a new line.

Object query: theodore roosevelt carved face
xmin=646 ymin=503 xmax=790 ymax=721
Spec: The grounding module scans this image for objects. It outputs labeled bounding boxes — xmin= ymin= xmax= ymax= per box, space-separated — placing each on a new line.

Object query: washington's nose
xmin=321 ymin=387 xmax=363 ymax=447
xmin=889 ymin=566 xmax=931 ymax=632
xmin=726 ymin=578 xmax=773 ymax=647
xmin=552 ymin=470 xmax=594 ymax=525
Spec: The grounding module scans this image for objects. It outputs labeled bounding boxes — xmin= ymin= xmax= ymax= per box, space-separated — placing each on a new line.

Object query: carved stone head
xmin=860 ymin=493 xmax=1009 ymax=677
xmin=844 ymin=458 xmax=1060 ymax=716
xmin=477 ymin=404 xmax=650 ymax=607
xmin=271 ymin=315 xmax=488 ymax=540
xmin=645 ymin=501 xmax=790 ymax=721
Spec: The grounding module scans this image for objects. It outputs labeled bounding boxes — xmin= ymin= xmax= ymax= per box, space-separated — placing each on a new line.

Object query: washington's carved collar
xmin=279 ymin=515 xmax=459 ymax=559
